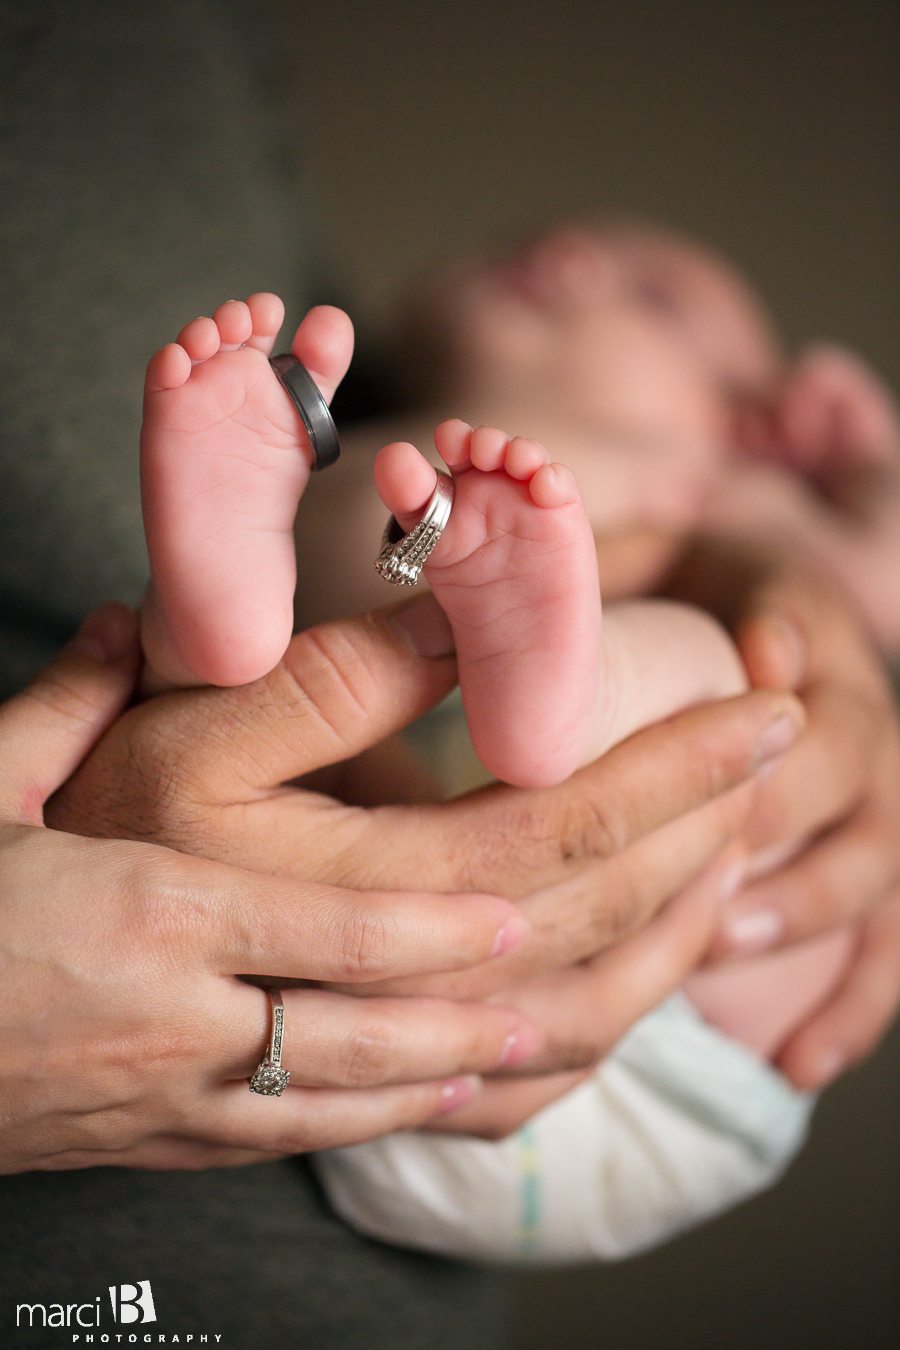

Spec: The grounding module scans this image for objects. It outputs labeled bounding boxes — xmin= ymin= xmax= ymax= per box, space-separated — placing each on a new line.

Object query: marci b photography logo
xmin=14 ymin=1279 xmax=224 ymax=1342
xmin=16 ymin=1280 xmax=154 ymax=1331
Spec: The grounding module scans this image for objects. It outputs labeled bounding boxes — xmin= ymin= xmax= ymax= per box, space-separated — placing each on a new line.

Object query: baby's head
xmin=397 ymin=219 xmax=781 ymax=560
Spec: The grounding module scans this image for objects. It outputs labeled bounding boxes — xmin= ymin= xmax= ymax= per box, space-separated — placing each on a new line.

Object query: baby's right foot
xmin=375 ymin=421 xmax=603 ymax=787
xmin=141 ymin=297 xmax=353 ymax=687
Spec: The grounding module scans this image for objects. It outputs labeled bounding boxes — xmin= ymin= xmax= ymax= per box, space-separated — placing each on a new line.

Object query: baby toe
xmin=505 ymin=436 xmax=551 ymax=481
xmin=469 ymin=426 xmax=510 ymax=472
xmin=245 ymin=292 xmax=285 ymax=353
xmin=176 ymin=315 xmax=220 ymax=363
xmin=374 ymin=441 xmax=438 ymax=525
xmin=145 ymin=343 xmax=192 ymax=393
xmin=529 ymin=462 xmax=581 ymax=509
xmin=213 ymin=299 xmax=253 ymax=349
xmin=290 ymin=305 xmax=354 ymax=402
xmin=434 ymin=419 xmax=475 ymax=470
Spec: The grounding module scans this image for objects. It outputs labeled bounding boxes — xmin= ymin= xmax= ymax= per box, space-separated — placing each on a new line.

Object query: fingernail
xmin=69 ymin=603 xmax=137 ymax=663
xmin=809 ymin=1048 xmax=845 ymax=1089
xmin=490 ymin=913 xmax=530 ymax=958
xmin=745 ymin=837 xmax=805 ymax=881
xmin=722 ymin=907 xmax=784 ymax=955
xmin=718 ymin=855 xmax=748 ymax=903
xmin=433 ymin=1074 xmax=482 ymax=1116
xmin=498 ymin=1024 xmax=544 ymax=1068
xmin=388 ymin=595 xmax=456 ymax=659
xmin=753 ymin=714 xmax=801 ymax=770
xmin=766 ymin=614 xmax=806 ymax=687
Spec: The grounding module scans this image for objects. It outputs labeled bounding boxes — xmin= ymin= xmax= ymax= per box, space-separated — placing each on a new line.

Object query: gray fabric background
xmin=0 ymin=5 xmax=506 ymax=1346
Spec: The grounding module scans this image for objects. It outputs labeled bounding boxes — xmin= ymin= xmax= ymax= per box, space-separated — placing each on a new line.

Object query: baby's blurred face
xmin=420 ymin=223 xmax=780 ymax=546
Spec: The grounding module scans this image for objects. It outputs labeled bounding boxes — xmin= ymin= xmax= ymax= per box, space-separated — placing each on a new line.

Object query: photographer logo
xmin=109 ymin=1283 xmax=157 ymax=1325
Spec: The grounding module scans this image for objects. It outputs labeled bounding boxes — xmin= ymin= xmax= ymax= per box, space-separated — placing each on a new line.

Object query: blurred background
xmin=281 ymin=1 xmax=899 ymax=1345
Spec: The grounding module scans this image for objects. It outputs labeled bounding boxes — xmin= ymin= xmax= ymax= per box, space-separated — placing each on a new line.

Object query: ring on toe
xmin=269 ymin=354 xmax=341 ymax=471
xmin=374 ymin=471 xmax=455 ymax=586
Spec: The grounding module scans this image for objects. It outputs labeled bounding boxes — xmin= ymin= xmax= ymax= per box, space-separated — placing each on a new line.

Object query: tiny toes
xmin=434 ymin=419 xmax=475 ymax=469
xmin=374 ymin=441 xmax=438 ymax=523
xmin=291 ymin=305 xmax=354 ymax=402
xmin=505 ymin=437 xmax=551 ymax=480
xmin=246 ymin=292 xmax=285 ymax=353
xmin=145 ymin=343 xmax=192 ymax=393
xmin=529 ymin=462 xmax=581 ymax=508
xmin=213 ymin=299 xmax=253 ymax=349
xmin=469 ymin=426 xmax=510 ymax=471
xmin=177 ymin=315 xmax=220 ymax=363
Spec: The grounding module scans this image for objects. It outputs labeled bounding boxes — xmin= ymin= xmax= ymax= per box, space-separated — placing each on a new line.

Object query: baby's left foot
xmin=374 ymin=421 xmax=602 ymax=787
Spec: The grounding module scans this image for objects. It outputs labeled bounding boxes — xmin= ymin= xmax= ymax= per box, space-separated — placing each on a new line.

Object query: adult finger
xmin=497 ymin=846 xmax=741 ymax=1073
xmin=739 ymin=679 xmax=877 ymax=857
xmin=428 ymin=849 xmax=745 ymax=1136
xmin=186 ymin=856 xmax=528 ymax=983
xmin=182 ymin=685 xmax=801 ymax=897
xmin=0 ymin=603 xmax=139 ymax=821
xmin=425 ymin=1070 xmax=593 ymax=1141
xmin=368 ymin=692 xmax=801 ymax=898
xmin=198 ymin=1075 xmax=484 ymax=1154
xmin=778 ymin=894 xmax=900 ymax=1091
xmin=224 ymin=984 xmax=542 ymax=1087
xmin=134 ymin=595 xmax=459 ymax=801
xmin=27 ymin=1079 xmax=485 ymax=1169
xmin=712 ymin=759 xmax=900 ymax=958
xmin=51 ymin=596 xmax=804 ymax=895
xmin=351 ymin=787 xmax=756 ymax=1002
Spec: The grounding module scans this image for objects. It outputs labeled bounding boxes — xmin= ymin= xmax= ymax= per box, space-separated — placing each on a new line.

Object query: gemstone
xmin=250 ymin=1064 xmax=291 ymax=1096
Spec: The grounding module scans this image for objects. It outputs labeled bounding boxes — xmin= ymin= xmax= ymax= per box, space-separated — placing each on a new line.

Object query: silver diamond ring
xmin=374 ymin=470 xmax=454 ymax=586
xmin=249 ymin=988 xmax=291 ymax=1097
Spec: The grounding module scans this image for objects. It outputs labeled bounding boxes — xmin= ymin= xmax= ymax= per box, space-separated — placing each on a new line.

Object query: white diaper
xmin=313 ymin=994 xmax=814 ymax=1266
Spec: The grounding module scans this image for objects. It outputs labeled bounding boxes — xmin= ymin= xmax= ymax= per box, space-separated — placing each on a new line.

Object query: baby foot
xmin=374 ymin=420 xmax=602 ymax=787
xmin=141 ymin=296 xmax=353 ymax=686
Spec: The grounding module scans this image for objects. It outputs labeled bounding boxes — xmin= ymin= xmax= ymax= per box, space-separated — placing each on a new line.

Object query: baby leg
xmin=141 ymin=298 xmax=353 ymax=687
xmin=685 ymin=926 xmax=858 ymax=1061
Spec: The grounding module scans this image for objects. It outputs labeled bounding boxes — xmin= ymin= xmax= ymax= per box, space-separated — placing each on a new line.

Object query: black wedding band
xmin=269 ymin=353 xmax=341 ymax=471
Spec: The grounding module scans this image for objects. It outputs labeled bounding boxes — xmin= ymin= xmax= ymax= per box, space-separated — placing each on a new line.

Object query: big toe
xmin=290 ymin=305 xmax=354 ymax=405
xmin=374 ymin=441 xmax=438 ymax=530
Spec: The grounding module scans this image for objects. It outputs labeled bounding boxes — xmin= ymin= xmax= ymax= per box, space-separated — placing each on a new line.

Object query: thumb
xmin=123 ymin=593 xmax=458 ymax=798
xmin=0 ymin=603 xmax=140 ymax=822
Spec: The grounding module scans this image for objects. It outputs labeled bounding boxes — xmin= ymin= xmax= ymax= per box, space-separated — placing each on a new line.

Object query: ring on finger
xmin=249 ymin=988 xmax=291 ymax=1097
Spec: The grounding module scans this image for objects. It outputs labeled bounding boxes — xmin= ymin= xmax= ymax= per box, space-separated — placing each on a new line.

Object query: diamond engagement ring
xmin=374 ymin=470 xmax=454 ymax=586
xmin=249 ymin=988 xmax=291 ymax=1097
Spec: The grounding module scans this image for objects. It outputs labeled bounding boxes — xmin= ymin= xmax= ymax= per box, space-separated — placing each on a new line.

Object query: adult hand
xmin=49 ymin=595 xmax=803 ymax=1085
xmin=0 ymin=606 xmax=537 ymax=1175
xmin=448 ymin=555 xmax=900 ymax=1129
xmin=670 ymin=545 xmax=900 ymax=1090
xmin=428 ymin=846 xmax=743 ymax=1138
